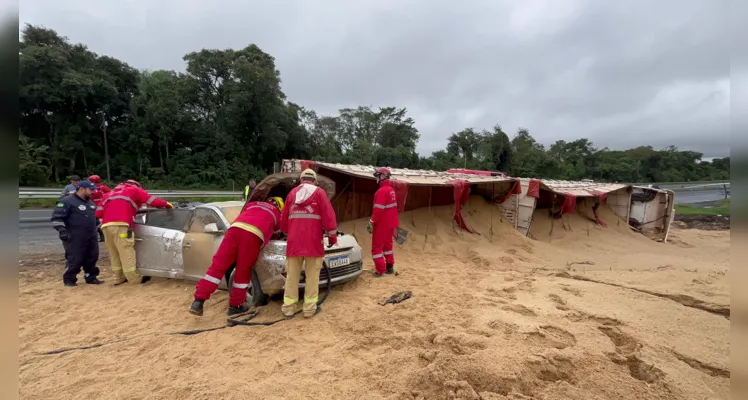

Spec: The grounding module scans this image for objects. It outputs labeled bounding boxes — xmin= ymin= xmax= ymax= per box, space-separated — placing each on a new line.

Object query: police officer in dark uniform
xmin=51 ymin=180 xmax=105 ymax=287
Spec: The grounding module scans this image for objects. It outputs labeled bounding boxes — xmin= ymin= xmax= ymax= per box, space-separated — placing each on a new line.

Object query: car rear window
xmin=142 ymin=209 xmax=192 ymax=231
xmin=220 ymin=206 xmax=243 ymax=224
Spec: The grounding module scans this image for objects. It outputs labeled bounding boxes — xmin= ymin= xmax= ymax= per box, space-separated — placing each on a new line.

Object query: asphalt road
xmin=19 ymin=209 xmax=68 ymax=255
xmin=672 ymin=190 xmax=728 ymax=204
xmin=18 ymin=189 xmax=727 ymax=256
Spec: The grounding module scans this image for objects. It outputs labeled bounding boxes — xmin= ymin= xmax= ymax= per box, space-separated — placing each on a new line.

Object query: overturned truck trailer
xmin=445 ymin=170 xmax=631 ymax=236
xmin=444 ymin=169 xmax=674 ymax=242
xmin=279 ymin=160 xmax=521 ymax=233
xmin=628 ymin=186 xmax=676 ymax=242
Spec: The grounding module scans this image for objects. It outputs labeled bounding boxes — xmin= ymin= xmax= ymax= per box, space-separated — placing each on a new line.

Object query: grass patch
xmin=674 ymin=198 xmax=730 ymax=216
xmin=20 ymin=197 xmax=242 ymax=209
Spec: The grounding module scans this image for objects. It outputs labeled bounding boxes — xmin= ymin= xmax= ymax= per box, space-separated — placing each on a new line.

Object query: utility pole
xmin=100 ymin=111 xmax=111 ymax=181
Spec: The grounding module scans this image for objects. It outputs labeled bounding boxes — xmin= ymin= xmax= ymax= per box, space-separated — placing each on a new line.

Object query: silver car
xmin=133 ymin=200 xmax=364 ymax=306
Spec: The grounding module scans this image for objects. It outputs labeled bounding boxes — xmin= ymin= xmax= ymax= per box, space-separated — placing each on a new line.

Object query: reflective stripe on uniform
xmin=101 ymin=221 xmax=129 ymax=229
xmin=122 ymin=266 xmax=137 ymax=273
xmin=327 ymin=230 xmax=337 ymax=235
xmin=289 ymin=213 xmax=321 ymax=219
xmin=304 ymin=296 xmax=318 ymax=304
xmin=373 ymin=202 xmax=398 ymax=209
xmin=202 ymin=274 xmax=222 ymax=285
xmin=232 ymin=282 xmax=249 ymax=289
xmin=103 ymin=195 xmax=138 ymax=210
xmin=96 ymin=206 xmax=103 ymax=211
xmin=51 ymin=221 xmax=65 ymax=227
xmin=383 ymin=251 xmax=394 ymax=255
xmin=230 ymin=222 xmax=265 ymax=243
xmin=284 ymin=296 xmax=298 ymax=305
xmin=146 ymin=195 xmax=156 ymax=205
xmin=111 ymin=266 xmax=122 ymax=271
xmin=372 ymin=253 xmax=384 ymax=259
xmin=244 ymin=205 xmax=278 ymax=225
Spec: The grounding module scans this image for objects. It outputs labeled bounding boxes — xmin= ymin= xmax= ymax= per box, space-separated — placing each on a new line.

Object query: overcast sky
xmin=20 ymin=0 xmax=731 ymax=158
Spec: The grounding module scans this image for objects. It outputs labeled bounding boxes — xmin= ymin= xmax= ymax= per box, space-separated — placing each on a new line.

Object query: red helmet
xmin=373 ymin=167 xmax=391 ymax=179
xmin=88 ymin=175 xmax=101 ymax=184
xmin=125 ymin=179 xmax=141 ymax=188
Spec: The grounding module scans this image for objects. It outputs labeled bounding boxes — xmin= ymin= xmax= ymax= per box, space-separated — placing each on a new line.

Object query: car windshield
xmin=220 ymin=206 xmax=243 ymax=224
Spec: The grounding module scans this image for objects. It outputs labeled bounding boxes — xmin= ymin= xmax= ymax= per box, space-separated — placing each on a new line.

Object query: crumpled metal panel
xmin=254 ymin=241 xmax=288 ymax=293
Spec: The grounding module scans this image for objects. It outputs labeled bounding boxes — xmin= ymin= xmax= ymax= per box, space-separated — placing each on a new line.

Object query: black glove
xmin=58 ymin=229 xmax=71 ymax=242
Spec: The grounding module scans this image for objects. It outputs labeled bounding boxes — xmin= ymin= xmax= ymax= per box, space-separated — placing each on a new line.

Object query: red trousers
xmin=371 ymin=225 xmax=395 ymax=274
xmin=194 ymin=228 xmax=263 ymax=307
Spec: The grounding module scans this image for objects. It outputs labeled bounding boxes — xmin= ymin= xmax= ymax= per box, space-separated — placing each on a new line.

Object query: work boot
xmin=140 ymin=276 xmax=152 ymax=284
xmin=189 ymin=299 xmax=205 ymax=316
xmin=386 ymin=263 xmax=395 ymax=274
xmin=227 ymin=303 xmax=250 ymax=316
xmin=372 ymin=271 xmax=384 ymax=278
xmin=64 ymin=282 xmax=77 ymax=287
xmin=112 ymin=279 xmax=128 ymax=287
xmin=282 ymin=304 xmax=299 ymax=317
xmin=86 ymin=278 xmax=105 ymax=285
xmin=303 ymin=307 xmax=319 ymax=318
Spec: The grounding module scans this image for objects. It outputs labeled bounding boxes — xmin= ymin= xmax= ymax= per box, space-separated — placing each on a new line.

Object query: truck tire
xmin=228 ymin=268 xmax=269 ymax=307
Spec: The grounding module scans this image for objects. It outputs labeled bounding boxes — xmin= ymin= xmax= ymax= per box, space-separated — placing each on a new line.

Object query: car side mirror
xmin=203 ymin=223 xmax=224 ymax=235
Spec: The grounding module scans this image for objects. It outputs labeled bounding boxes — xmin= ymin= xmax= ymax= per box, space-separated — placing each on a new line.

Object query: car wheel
xmin=228 ymin=268 xmax=269 ymax=307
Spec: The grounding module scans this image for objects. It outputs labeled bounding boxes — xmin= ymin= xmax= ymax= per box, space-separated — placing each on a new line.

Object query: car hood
xmin=262 ymin=232 xmax=361 ymax=256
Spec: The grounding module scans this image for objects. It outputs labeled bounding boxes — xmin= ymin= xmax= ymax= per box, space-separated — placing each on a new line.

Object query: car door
xmin=182 ymin=206 xmax=228 ymax=282
xmin=133 ymin=209 xmax=192 ymax=278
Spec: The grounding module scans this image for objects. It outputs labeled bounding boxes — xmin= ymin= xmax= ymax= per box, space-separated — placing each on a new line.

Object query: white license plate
xmin=327 ymin=255 xmax=350 ymax=268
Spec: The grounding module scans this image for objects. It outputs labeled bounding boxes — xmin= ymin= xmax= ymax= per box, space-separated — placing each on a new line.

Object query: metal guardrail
xmin=19 ymin=188 xmax=242 ymax=199
xmin=630 ymin=181 xmax=730 ymax=191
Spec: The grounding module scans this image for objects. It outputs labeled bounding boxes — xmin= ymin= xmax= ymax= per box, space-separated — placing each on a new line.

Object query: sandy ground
xmin=18 ymin=197 xmax=730 ymax=400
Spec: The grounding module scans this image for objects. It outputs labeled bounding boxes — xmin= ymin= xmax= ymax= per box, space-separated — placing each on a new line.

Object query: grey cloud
xmin=21 ymin=0 xmax=730 ymax=158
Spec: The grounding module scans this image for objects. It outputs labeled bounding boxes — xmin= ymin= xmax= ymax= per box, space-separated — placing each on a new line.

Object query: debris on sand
xmin=378 ymin=291 xmax=413 ymax=306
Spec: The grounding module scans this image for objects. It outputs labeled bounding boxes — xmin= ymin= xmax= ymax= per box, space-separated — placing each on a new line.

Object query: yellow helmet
xmin=267 ymin=196 xmax=284 ymax=211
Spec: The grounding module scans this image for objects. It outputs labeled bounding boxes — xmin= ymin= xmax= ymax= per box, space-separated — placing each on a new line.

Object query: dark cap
xmin=70 ymin=175 xmax=81 ymax=181
xmin=77 ymin=180 xmax=98 ymax=190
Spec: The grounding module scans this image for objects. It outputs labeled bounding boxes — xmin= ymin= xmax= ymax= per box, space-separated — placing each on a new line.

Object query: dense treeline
xmin=19 ymin=25 xmax=730 ymax=189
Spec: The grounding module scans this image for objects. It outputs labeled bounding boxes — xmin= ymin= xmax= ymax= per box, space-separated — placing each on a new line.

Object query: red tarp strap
xmin=587 ymin=190 xmax=608 ymax=203
xmin=446 ymin=168 xmax=491 ymax=177
xmin=300 ymin=160 xmax=318 ymax=171
xmin=527 ymin=179 xmax=541 ymax=198
xmin=446 ymin=168 xmax=507 ymax=178
xmin=494 ymin=179 xmax=522 ymax=204
xmin=447 ymin=180 xmax=476 ymax=233
xmin=390 ymin=180 xmax=409 ymax=212
xmin=586 ymin=190 xmax=608 ymax=226
xmin=560 ymin=193 xmax=577 ymax=215
xmin=592 ymin=202 xmax=607 ymax=227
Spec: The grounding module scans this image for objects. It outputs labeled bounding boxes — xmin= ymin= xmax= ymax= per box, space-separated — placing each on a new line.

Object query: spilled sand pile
xmin=19 ymin=196 xmax=730 ymax=400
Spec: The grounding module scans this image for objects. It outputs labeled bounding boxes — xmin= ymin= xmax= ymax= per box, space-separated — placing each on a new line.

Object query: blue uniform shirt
xmin=51 ymin=194 xmax=98 ymax=239
xmin=62 ymin=184 xmax=77 ymax=195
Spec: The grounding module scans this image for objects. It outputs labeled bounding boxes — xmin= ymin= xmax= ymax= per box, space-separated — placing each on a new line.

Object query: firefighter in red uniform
xmin=190 ymin=197 xmax=284 ymax=316
xmin=95 ymin=179 xmax=172 ymax=285
xmin=88 ymin=175 xmax=110 ymax=242
xmin=367 ymin=167 xmax=399 ymax=277
xmin=280 ymin=169 xmax=338 ymax=318
xmin=88 ymin=175 xmax=111 ymax=204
